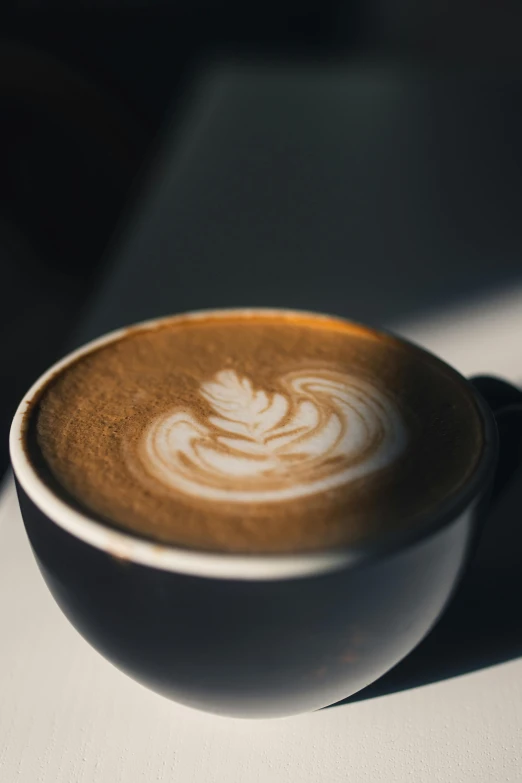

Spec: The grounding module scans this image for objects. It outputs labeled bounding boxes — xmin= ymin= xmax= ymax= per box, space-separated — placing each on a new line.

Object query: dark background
xmin=1 ymin=2 xmax=359 ymax=477
xmin=2 ymin=2 xmax=522 ymax=704
xmin=2 ymin=2 xmax=522 ymax=477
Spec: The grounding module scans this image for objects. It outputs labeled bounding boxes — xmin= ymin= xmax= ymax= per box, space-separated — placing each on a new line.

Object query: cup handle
xmin=470 ymin=375 xmax=522 ymax=502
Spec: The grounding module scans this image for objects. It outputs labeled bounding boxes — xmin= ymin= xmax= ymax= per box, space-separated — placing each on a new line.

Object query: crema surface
xmin=33 ymin=311 xmax=484 ymax=553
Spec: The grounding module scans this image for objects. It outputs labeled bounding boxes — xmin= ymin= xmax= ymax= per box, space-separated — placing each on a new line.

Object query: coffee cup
xmin=9 ymin=309 xmax=522 ymax=718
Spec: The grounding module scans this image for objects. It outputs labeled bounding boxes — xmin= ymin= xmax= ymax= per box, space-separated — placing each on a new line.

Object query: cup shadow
xmin=329 ymin=463 xmax=522 ymax=708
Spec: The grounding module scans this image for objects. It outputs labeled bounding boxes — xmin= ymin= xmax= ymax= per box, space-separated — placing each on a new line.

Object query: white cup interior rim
xmin=9 ymin=307 xmax=492 ymax=581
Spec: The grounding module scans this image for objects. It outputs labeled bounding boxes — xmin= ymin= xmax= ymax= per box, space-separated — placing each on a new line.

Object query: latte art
xmin=140 ymin=369 xmax=407 ymax=503
xmin=33 ymin=310 xmax=484 ymax=553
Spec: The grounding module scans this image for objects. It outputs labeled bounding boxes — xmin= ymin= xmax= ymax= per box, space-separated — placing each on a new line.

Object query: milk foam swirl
xmin=137 ymin=369 xmax=407 ymax=504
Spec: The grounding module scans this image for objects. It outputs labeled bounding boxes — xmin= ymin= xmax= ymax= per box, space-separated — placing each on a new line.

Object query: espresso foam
xmin=142 ymin=369 xmax=407 ymax=502
xmin=32 ymin=311 xmax=484 ymax=553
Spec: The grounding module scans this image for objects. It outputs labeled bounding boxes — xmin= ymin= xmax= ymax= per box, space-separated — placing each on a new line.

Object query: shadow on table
xmin=330 ymin=461 xmax=522 ymax=708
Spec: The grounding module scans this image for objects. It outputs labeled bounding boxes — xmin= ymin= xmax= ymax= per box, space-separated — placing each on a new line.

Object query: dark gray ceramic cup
xmin=9 ymin=311 xmax=522 ymax=718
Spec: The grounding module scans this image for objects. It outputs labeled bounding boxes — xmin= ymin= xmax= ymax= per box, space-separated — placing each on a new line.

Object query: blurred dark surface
xmin=74 ymin=63 xmax=522 ymax=347
xmin=2 ymin=5 xmax=522 ymax=470
xmin=2 ymin=5 xmax=522 ymax=702
xmin=0 ymin=6 xmax=358 ymax=476
xmin=0 ymin=38 xmax=153 ymax=477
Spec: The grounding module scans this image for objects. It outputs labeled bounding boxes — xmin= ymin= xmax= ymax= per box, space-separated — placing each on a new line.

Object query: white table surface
xmin=2 ymin=293 xmax=522 ymax=783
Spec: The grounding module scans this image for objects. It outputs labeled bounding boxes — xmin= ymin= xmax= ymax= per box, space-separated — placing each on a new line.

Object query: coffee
xmin=30 ymin=310 xmax=484 ymax=553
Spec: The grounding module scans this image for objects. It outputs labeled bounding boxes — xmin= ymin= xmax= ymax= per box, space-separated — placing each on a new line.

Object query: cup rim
xmin=10 ymin=307 xmax=497 ymax=581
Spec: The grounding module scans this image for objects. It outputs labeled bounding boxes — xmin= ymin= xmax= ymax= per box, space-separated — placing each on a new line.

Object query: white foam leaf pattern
xmin=203 ymin=372 xmax=289 ymax=436
xmin=139 ymin=368 xmax=408 ymax=503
